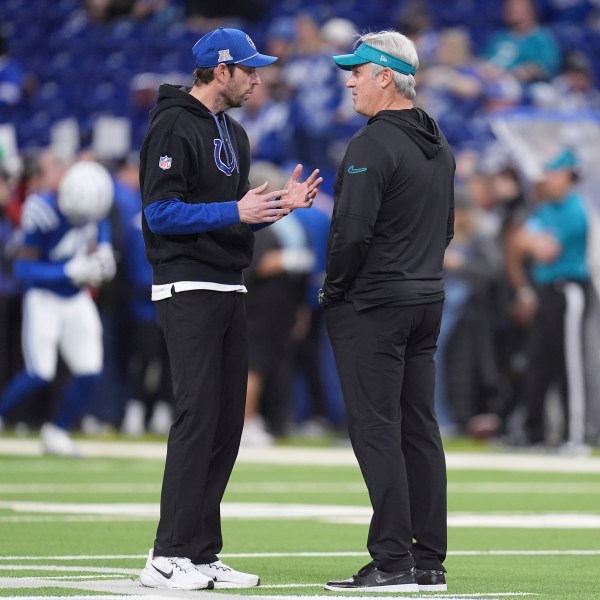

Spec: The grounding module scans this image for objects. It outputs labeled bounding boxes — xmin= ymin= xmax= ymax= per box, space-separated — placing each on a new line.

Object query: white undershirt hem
xmin=151 ymin=281 xmax=247 ymax=301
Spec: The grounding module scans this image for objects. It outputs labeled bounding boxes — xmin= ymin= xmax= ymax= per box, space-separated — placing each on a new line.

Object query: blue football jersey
xmin=18 ymin=190 xmax=112 ymax=296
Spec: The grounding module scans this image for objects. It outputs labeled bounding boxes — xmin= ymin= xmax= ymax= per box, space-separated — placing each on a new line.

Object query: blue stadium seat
xmin=6 ymin=1 xmax=600 ymax=150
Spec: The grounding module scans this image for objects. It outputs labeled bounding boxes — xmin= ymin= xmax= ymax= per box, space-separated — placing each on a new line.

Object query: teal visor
xmin=332 ymin=43 xmax=417 ymax=75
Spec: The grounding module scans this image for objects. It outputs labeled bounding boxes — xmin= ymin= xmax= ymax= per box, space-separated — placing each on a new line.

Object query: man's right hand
xmin=237 ymin=182 xmax=292 ymax=224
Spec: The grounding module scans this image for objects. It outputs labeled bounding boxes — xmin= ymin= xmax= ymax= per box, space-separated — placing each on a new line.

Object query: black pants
xmin=154 ymin=289 xmax=247 ymax=563
xmin=523 ymin=281 xmax=587 ymax=445
xmin=325 ymin=300 xmax=447 ymax=573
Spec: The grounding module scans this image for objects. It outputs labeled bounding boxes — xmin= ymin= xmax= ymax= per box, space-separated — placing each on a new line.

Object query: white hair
xmin=359 ymin=30 xmax=419 ymax=99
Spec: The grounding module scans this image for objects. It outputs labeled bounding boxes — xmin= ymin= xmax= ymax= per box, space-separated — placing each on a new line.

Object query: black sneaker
xmin=416 ymin=569 xmax=447 ymax=591
xmin=325 ymin=563 xmax=418 ymax=592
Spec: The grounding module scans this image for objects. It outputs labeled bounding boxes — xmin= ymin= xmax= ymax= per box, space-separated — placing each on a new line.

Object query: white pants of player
xmin=21 ymin=288 xmax=103 ymax=380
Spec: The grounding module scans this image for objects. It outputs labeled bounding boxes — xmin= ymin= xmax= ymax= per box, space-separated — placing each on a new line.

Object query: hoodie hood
xmin=370 ymin=107 xmax=444 ymax=159
xmin=149 ymin=84 xmax=213 ymax=123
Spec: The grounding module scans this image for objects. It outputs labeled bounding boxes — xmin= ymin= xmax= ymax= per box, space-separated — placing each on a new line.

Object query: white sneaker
xmin=140 ymin=549 xmax=214 ymax=590
xmin=40 ymin=423 xmax=80 ymax=457
xmin=195 ymin=560 xmax=259 ymax=588
xmin=121 ymin=399 xmax=145 ymax=437
xmin=558 ymin=441 xmax=592 ymax=457
xmin=240 ymin=417 xmax=274 ymax=447
xmin=295 ymin=418 xmax=330 ymax=439
xmin=148 ymin=400 xmax=173 ymax=435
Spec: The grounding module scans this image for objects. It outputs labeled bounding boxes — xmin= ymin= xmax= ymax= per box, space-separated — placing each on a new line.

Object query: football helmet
xmin=58 ymin=161 xmax=114 ymax=223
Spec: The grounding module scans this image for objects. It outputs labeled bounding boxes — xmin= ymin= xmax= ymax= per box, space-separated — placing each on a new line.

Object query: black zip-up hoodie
xmin=140 ymin=84 xmax=253 ymax=286
xmin=323 ymin=107 xmax=455 ymax=309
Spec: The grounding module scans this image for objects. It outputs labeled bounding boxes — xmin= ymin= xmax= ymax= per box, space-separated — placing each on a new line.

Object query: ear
xmin=214 ymin=63 xmax=231 ymax=82
xmin=379 ymin=67 xmax=394 ymax=89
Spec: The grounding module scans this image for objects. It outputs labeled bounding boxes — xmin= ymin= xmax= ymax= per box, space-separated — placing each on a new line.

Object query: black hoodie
xmin=323 ymin=107 xmax=455 ymax=309
xmin=140 ymin=84 xmax=253 ymax=286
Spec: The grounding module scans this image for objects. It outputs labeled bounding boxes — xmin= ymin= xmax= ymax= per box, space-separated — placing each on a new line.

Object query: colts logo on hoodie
xmin=213 ymin=138 xmax=237 ymax=176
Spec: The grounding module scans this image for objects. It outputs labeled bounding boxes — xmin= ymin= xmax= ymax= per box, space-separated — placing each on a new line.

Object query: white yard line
xmin=0 ymin=570 xmax=540 ymax=600
xmin=0 ymin=597 xmax=177 ymax=600
xmin=0 ymin=439 xmax=599 ymax=472
xmin=1 ymin=481 xmax=599 ymax=495
xmin=1 ymin=500 xmax=600 ymax=528
xmin=0 ymin=595 xmax=538 ymax=600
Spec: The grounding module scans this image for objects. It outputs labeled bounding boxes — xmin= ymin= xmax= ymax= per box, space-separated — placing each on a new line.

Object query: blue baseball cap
xmin=333 ymin=43 xmax=417 ymax=75
xmin=192 ymin=27 xmax=277 ymax=68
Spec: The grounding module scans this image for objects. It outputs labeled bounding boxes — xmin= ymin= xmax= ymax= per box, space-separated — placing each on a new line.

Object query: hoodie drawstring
xmin=210 ymin=113 xmax=239 ymax=174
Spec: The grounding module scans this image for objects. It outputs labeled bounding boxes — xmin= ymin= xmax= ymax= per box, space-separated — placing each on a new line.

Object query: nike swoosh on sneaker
xmin=152 ymin=564 xmax=174 ymax=579
xmin=348 ymin=165 xmax=368 ymax=174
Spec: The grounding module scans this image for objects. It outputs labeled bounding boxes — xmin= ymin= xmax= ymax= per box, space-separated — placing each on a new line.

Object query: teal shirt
xmin=526 ymin=192 xmax=589 ymax=285
xmin=484 ymin=26 xmax=560 ymax=79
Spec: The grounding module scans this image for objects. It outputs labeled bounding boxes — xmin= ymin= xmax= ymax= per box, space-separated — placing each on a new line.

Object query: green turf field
xmin=0 ymin=438 xmax=599 ymax=600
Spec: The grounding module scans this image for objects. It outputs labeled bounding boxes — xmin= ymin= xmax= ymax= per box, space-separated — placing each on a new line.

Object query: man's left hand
xmin=285 ymin=164 xmax=324 ymax=209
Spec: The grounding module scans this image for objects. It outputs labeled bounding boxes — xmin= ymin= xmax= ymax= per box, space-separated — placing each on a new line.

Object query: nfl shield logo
xmin=159 ymin=155 xmax=172 ymax=170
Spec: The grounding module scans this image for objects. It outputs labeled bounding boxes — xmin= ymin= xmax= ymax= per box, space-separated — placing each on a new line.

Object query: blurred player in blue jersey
xmin=112 ymin=158 xmax=173 ymax=436
xmin=0 ymin=154 xmax=116 ymax=456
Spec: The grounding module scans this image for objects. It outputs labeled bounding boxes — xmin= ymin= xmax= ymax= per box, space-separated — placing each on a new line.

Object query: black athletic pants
xmin=523 ymin=281 xmax=587 ymax=445
xmin=154 ymin=289 xmax=247 ymax=563
xmin=324 ymin=300 xmax=447 ymax=573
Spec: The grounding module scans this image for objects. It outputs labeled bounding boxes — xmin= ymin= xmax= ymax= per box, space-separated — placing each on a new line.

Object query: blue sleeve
xmin=97 ymin=218 xmax=112 ymax=244
xmin=13 ymin=258 xmax=69 ymax=286
xmin=144 ymin=198 xmax=240 ymax=235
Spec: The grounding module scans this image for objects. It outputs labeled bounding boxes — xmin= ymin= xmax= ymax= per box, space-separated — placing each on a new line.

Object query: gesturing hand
xmin=284 ymin=164 xmax=324 ymax=209
xmin=237 ymin=182 xmax=293 ymax=224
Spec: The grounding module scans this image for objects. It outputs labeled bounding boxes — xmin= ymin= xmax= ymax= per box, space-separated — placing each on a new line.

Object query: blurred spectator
xmin=319 ymin=18 xmax=366 ymax=166
xmin=530 ymin=50 xmax=600 ymax=111
xmin=185 ymin=0 xmax=266 ymax=31
xmin=290 ymin=186 xmax=334 ymax=437
xmin=482 ymin=0 xmax=561 ymax=83
xmin=72 ymin=0 xmax=174 ymax=24
xmin=418 ymin=28 xmax=486 ymax=151
xmin=438 ymin=186 xmax=505 ymax=438
xmin=0 ymin=28 xmax=27 ymax=125
xmin=395 ymin=0 xmax=440 ymax=66
xmin=505 ymin=149 xmax=590 ymax=450
xmin=264 ymin=17 xmax=296 ymax=67
xmin=113 ymin=156 xmax=173 ymax=436
xmin=230 ymin=67 xmax=292 ymax=165
xmin=321 ymin=18 xmax=356 ymax=52
xmin=242 ymin=163 xmax=314 ymax=445
xmin=0 ymin=167 xmax=22 ymax=394
xmin=121 ymin=0 xmax=175 ymax=22
xmin=454 ymin=164 xmax=531 ymax=437
xmin=283 ymin=13 xmax=346 ymax=173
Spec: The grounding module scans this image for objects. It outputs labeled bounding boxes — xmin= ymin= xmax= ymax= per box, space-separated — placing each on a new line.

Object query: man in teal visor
xmin=321 ymin=29 xmax=453 ymax=595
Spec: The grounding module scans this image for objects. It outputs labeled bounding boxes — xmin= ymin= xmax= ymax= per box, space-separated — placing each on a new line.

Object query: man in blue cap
xmin=319 ymin=30 xmax=454 ymax=592
xmin=138 ymin=27 xmax=322 ymax=590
